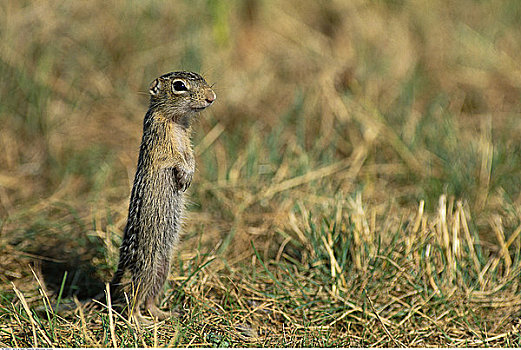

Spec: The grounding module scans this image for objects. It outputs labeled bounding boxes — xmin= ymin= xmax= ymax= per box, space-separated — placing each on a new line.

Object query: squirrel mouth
xmin=191 ymin=102 xmax=213 ymax=111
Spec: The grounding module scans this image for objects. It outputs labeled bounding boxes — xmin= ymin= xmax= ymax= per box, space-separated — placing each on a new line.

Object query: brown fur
xmin=110 ymin=71 xmax=216 ymax=323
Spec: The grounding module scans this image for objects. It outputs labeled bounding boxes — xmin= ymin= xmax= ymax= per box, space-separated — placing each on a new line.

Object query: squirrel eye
xmin=172 ymin=80 xmax=188 ymax=92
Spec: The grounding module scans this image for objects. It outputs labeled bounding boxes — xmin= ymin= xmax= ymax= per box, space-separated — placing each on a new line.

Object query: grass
xmin=1 ymin=0 xmax=521 ymax=347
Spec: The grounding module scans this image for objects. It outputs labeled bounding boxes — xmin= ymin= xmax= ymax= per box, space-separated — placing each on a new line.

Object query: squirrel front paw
xmin=174 ymin=166 xmax=193 ymax=192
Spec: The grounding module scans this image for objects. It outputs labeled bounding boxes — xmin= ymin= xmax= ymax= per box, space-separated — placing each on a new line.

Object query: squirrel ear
xmin=149 ymin=78 xmax=162 ymax=96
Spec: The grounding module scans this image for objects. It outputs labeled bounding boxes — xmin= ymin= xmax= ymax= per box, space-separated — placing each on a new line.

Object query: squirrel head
xmin=148 ymin=71 xmax=216 ymax=125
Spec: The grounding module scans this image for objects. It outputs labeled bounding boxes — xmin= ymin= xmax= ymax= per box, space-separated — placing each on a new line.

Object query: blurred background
xmin=2 ymin=0 xmax=521 ymax=206
xmin=1 ymin=0 xmax=521 ymax=345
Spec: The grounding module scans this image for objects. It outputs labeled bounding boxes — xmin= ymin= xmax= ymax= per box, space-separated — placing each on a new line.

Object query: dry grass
xmin=1 ymin=0 xmax=521 ymax=347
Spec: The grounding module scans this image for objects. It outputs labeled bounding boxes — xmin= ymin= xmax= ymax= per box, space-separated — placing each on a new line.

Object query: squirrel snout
xmin=205 ymin=90 xmax=216 ymax=104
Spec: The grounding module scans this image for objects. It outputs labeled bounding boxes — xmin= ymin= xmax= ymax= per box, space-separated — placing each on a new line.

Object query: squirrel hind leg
xmin=143 ymin=255 xmax=172 ymax=320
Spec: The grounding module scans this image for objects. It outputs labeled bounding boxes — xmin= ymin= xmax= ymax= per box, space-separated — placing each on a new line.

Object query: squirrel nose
xmin=205 ymin=90 xmax=216 ymax=104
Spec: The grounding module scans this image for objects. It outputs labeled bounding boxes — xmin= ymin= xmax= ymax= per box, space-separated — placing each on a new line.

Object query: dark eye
xmin=172 ymin=80 xmax=188 ymax=92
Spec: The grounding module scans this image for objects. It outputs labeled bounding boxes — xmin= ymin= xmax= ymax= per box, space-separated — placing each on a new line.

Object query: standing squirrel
xmin=110 ymin=71 xmax=216 ymax=323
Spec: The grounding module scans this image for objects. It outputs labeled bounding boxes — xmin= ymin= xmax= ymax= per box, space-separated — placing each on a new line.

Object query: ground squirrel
xmin=110 ymin=71 xmax=216 ymax=323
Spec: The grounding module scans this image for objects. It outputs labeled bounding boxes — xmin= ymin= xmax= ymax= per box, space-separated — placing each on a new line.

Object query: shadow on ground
xmin=30 ymin=242 xmax=106 ymax=300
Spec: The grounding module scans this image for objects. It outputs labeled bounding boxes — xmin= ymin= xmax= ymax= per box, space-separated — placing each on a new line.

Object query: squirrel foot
xmin=129 ymin=304 xmax=171 ymax=326
xmin=130 ymin=306 xmax=152 ymax=326
xmin=146 ymin=302 xmax=171 ymax=320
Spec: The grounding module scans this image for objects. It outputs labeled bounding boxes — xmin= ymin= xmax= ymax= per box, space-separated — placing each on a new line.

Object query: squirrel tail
xmin=109 ymin=259 xmax=126 ymax=294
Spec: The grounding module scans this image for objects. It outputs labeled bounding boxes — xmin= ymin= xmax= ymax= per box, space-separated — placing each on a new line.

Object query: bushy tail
xmin=109 ymin=259 xmax=126 ymax=296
